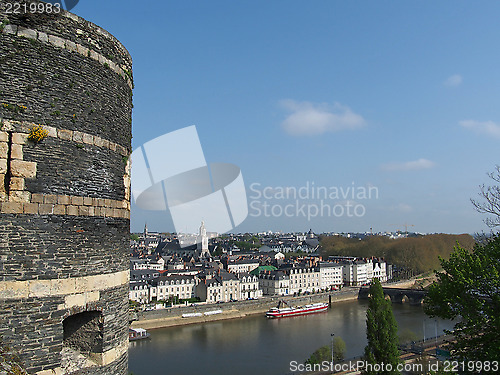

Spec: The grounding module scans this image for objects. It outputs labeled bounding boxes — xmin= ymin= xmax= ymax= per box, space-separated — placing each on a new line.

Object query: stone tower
xmin=197 ymin=221 xmax=210 ymax=258
xmin=0 ymin=1 xmax=132 ymax=374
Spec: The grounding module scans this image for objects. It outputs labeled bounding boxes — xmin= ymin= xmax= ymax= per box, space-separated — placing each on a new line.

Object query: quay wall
xmin=132 ymin=289 xmax=360 ymax=330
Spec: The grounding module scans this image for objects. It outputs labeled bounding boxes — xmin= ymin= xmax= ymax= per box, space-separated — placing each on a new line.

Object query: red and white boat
xmin=266 ymin=300 xmax=329 ymax=318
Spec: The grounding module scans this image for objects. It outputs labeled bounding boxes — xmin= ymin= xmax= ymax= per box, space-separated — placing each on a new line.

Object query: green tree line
xmin=320 ymin=234 xmax=475 ymax=274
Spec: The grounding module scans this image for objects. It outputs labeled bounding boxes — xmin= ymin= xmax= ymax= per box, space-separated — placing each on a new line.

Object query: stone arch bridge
xmin=358 ymin=287 xmax=427 ymax=305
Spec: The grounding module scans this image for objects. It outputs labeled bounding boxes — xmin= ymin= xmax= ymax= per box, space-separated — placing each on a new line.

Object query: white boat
xmin=266 ymin=300 xmax=328 ymax=318
xmin=129 ymin=328 xmax=150 ymax=341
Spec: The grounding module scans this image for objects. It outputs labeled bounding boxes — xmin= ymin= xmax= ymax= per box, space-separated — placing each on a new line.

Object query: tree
xmin=332 ymin=336 xmax=346 ymax=361
xmin=424 ymin=236 xmax=500 ymax=361
xmin=363 ymin=278 xmax=401 ymax=374
xmin=305 ymin=345 xmax=330 ymax=365
xmin=471 ymin=165 xmax=500 ymax=228
xmin=306 ymin=336 xmax=346 ymax=365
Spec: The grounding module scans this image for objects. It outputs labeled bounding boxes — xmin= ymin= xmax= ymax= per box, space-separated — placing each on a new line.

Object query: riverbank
xmin=131 ymin=289 xmax=358 ymax=330
xmin=130 ymin=279 xmax=417 ymax=330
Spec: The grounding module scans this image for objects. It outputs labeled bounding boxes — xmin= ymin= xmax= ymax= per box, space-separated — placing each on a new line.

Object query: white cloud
xmin=459 ymin=120 xmax=500 ymax=139
xmin=381 ymin=158 xmax=436 ymax=172
xmin=444 ymin=74 xmax=462 ymax=87
xmin=280 ymin=100 xmax=365 ymax=136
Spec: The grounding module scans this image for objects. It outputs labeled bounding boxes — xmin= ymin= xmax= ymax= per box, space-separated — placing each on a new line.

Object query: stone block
xmin=1 ymin=120 xmax=14 ymax=132
xmin=94 ymin=136 xmax=104 ymax=147
xmin=45 ymin=126 xmax=57 ymax=138
xmin=117 ymin=145 xmax=127 ymax=156
xmin=9 ymin=177 xmax=25 ymax=191
xmin=11 ymin=144 xmax=23 ymax=160
xmin=71 ymin=196 xmax=83 ymax=205
xmin=0 ymin=174 xmax=4 ymax=193
xmin=39 ymin=204 xmax=54 ymax=215
xmin=102 ymin=139 xmax=110 ymax=149
xmin=58 ymin=129 xmax=73 ymax=141
xmin=57 ymin=195 xmax=71 ymax=205
xmin=37 ymin=31 xmax=49 ymax=43
xmin=31 ymin=193 xmax=44 ymax=203
xmin=104 ymin=199 xmax=112 ymax=207
xmin=97 ymin=198 xmax=105 ymax=207
xmin=0 ymin=142 xmax=8 ymax=159
xmin=109 ymin=142 xmax=117 ymax=151
xmin=65 ymin=293 xmax=86 ymax=308
xmin=82 ymin=133 xmax=94 ymax=145
xmin=48 ymin=35 xmax=65 ymax=48
xmin=78 ymin=206 xmax=90 ymax=216
xmin=1 ymin=201 xmax=23 ymax=214
xmin=0 ymin=132 xmax=8 ymax=142
xmin=23 ymin=203 xmax=39 ymax=214
xmin=90 ymin=50 xmax=99 ymax=61
xmin=10 ymin=160 xmax=37 ymax=178
xmin=17 ymin=27 xmax=37 ymax=40
xmin=98 ymin=54 xmax=107 ymax=65
xmin=2 ymin=24 xmax=17 ymax=35
xmin=123 ymin=176 xmax=131 ymax=189
xmin=0 ymin=159 xmax=6 ymax=174
xmin=9 ymin=191 xmax=30 ymax=203
xmin=76 ymin=43 xmax=89 ymax=57
xmin=72 ymin=131 xmax=84 ymax=143
xmin=43 ymin=194 xmax=58 ymax=204
xmin=53 ymin=205 xmax=66 ymax=215
xmin=88 ymin=206 xmax=95 ymax=216
xmin=83 ymin=196 xmax=93 ymax=206
xmin=65 ymin=40 xmax=77 ymax=53
xmin=12 ymin=133 xmax=28 ymax=145
xmin=66 ymin=205 xmax=78 ymax=216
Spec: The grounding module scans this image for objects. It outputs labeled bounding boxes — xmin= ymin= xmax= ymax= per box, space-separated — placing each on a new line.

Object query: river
xmin=128 ymin=300 xmax=455 ymax=375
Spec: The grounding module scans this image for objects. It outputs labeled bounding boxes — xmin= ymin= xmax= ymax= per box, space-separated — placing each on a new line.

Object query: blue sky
xmin=73 ymin=1 xmax=499 ymax=234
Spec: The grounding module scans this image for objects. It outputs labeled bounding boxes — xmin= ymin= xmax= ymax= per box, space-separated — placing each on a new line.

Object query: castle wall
xmin=0 ymin=1 xmax=132 ymax=374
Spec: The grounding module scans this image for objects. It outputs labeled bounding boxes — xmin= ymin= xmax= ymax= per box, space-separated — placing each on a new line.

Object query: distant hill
xmin=319 ymin=234 xmax=476 ymax=274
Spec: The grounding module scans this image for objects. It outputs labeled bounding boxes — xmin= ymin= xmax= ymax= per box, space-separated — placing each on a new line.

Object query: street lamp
xmin=423 ymin=318 xmax=426 ymax=342
xmin=331 ymin=333 xmax=335 ymax=365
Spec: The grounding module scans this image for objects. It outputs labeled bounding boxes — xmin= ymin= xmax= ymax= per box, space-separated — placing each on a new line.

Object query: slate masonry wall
xmin=0 ymin=1 xmax=132 ymax=374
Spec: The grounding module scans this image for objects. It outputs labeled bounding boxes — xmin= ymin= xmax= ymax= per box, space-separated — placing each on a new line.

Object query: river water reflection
xmin=129 ymin=300 xmax=455 ymax=375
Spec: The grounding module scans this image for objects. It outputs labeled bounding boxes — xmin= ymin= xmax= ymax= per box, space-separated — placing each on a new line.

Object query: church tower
xmin=197 ymin=221 xmax=210 ymax=258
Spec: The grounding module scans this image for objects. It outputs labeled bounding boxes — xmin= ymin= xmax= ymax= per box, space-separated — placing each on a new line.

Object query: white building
xmin=372 ymin=260 xmax=388 ymax=282
xmin=287 ymin=267 xmax=321 ymax=294
xmin=238 ymin=273 xmax=262 ymax=300
xmin=341 ymin=258 xmax=387 ymax=286
xmin=227 ymin=259 xmax=260 ymax=274
xmin=195 ymin=271 xmax=240 ymax=303
xmin=129 ymin=281 xmax=150 ymax=304
xmin=152 ymin=275 xmax=196 ymax=302
xmin=319 ymin=262 xmax=343 ymax=290
xmin=259 ymin=271 xmax=290 ymax=296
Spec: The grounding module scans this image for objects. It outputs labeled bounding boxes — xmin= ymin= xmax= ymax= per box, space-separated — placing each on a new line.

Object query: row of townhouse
xmin=258 ymin=258 xmax=388 ymax=296
xmin=130 ymin=258 xmax=389 ymax=302
xmin=130 ymin=271 xmax=263 ymax=304
xmin=341 ymin=258 xmax=388 ymax=286
xmin=258 ymin=263 xmax=343 ymax=296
